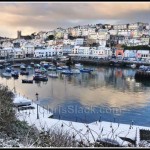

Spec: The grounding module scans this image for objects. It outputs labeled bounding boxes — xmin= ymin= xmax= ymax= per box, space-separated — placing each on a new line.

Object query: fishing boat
xmin=22 ymin=79 xmax=33 ymax=84
xmin=12 ymin=64 xmax=21 ymax=68
xmin=33 ymin=74 xmax=48 ymax=81
xmin=20 ymin=71 xmax=29 ymax=75
xmin=61 ymin=70 xmax=73 ymax=75
xmin=48 ymin=73 xmax=59 ymax=78
xmin=34 ymin=64 xmax=41 ymax=68
xmin=0 ymin=65 xmax=3 ymax=69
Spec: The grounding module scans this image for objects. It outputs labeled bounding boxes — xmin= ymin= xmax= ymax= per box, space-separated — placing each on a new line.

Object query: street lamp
xmin=36 ymin=93 xmax=39 ymax=119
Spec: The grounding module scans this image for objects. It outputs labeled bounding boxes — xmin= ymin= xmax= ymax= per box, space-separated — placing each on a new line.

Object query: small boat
xmin=61 ymin=70 xmax=73 ymax=75
xmin=27 ymin=65 xmax=32 ymax=69
xmin=61 ymin=66 xmax=69 ymax=70
xmin=131 ymin=64 xmax=136 ymax=69
xmin=48 ymin=73 xmax=59 ymax=78
xmin=6 ymin=67 xmax=11 ymax=73
xmin=72 ymin=69 xmax=80 ymax=74
xmin=57 ymin=67 xmax=63 ymax=70
xmin=0 ymin=65 xmax=3 ymax=69
xmin=11 ymin=71 xmax=19 ymax=78
xmin=20 ymin=64 xmax=26 ymax=70
xmin=22 ymin=79 xmax=33 ymax=84
xmin=35 ymin=69 xmax=42 ymax=74
xmin=75 ymin=63 xmax=83 ymax=69
xmin=20 ymin=71 xmax=29 ymax=75
xmin=80 ymin=68 xmax=93 ymax=73
xmin=12 ymin=64 xmax=21 ymax=68
xmin=48 ymin=66 xmax=56 ymax=71
xmin=2 ymin=72 xmax=11 ymax=77
xmin=34 ymin=64 xmax=41 ymax=68
xmin=33 ymin=74 xmax=48 ymax=81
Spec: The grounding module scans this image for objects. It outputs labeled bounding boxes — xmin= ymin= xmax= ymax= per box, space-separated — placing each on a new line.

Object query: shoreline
xmin=14 ymin=93 xmax=150 ymax=147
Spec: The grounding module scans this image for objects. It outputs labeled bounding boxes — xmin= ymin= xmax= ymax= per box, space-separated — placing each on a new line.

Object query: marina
xmin=0 ymin=62 xmax=150 ymax=127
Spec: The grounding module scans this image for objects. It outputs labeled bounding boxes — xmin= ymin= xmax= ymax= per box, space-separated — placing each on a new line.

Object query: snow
xmin=14 ymin=94 xmax=150 ymax=147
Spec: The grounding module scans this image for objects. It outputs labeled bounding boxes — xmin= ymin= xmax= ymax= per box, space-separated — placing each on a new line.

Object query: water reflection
xmin=0 ymin=67 xmax=150 ymax=125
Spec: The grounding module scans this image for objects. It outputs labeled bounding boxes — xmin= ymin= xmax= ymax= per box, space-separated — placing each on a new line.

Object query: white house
xmin=14 ymin=48 xmax=24 ymax=59
xmin=92 ymin=46 xmax=111 ymax=58
xmin=22 ymin=42 xmax=35 ymax=58
xmin=75 ymin=38 xmax=84 ymax=46
xmin=78 ymin=46 xmax=90 ymax=56
xmin=72 ymin=46 xmax=80 ymax=54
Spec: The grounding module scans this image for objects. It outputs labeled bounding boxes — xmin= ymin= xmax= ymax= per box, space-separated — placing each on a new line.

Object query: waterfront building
xmin=21 ymin=42 xmax=35 ymax=58
xmin=13 ymin=48 xmax=24 ymax=59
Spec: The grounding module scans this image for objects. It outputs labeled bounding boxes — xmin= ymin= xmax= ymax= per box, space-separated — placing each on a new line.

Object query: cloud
xmin=0 ymin=2 xmax=149 ymax=38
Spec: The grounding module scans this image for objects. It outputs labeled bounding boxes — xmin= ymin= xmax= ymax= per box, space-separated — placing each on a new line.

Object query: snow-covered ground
xmin=14 ymin=94 xmax=150 ymax=147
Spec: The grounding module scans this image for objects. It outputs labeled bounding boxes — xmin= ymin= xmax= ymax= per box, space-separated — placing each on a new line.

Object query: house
xmin=63 ymin=45 xmax=73 ymax=56
xmin=115 ymin=44 xmax=124 ymax=58
xmin=75 ymin=38 xmax=84 ymax=46
xmin=34 ymin=48 xmax=53 ymax=58
xmin=22 ymin=42 xmax=35 ymax=58
xmin=136 ymin=50 xmax=150 ymax=61
xmin=92 ymin=46 xmax=111 ymax=58
xmin=0 ymin=47 xmax=14 ymax=59
xmin=72 ymin=46 xmax=80 ymax=54
xmin=124 ymin=50 xmax=137 ymax=58
xmin=14 ymin=48 xmax=24 ymax=59
xmin=78 ymin=46 xmax=90 ymax=57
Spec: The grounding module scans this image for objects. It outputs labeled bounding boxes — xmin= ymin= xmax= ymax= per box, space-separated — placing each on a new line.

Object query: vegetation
xmin=122 ymin=45 xmax=150 ymax=50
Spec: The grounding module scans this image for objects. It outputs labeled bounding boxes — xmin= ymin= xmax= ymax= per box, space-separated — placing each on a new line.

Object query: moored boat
xmin=48 ymin=73 xmax=59 ymax=78
xmin=61 ymin=70 xmax=73 ymax=75
xmin=80 ymin=68 xmax=93 ymax=73
xmin=33 ymin=74 xmax=48 ymax=81
xmin=22 ymin=79 xmax=33 ymax=84
xmin=20 ymin=71 xmax=29 ymax=75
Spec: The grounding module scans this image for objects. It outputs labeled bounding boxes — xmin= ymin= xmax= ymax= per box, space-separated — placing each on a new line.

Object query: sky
xmin=0 ymin=2 xmax=149 ymax=38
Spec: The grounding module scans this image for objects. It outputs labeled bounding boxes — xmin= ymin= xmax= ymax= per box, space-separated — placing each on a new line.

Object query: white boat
xmin=2 ymin=72 xmax=12 ymax=77
xmin=72 ymin=69 xmax=80 ymax=74
xmin=27 ymin=65 xmax=32 ymax=69
xmin=48 ymin=73 xmax=59 ymax=78
xmin=75 ymin=63 xmax=83 ymax=69
xmin=131 ymin=64 xmax=136 ymax=69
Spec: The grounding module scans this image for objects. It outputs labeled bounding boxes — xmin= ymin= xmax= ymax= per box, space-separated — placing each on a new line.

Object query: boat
xmin=22 ymin=79 xmax=33 ymax=84
xmin=48 ymin=66 xmax=56 ymax=71
xmin=35 ymin=69 xmax=42 ymax=74
xmin=20 ymin=64 xmax=26 ymax=70
xmin=61 ymin=70 xmax=73 ymax=75
xmin=48 ymin=73 xmax=59 ymax=78
xmin=33 ymin=74 xmax=48 ymax=81
xmin=34 ymin=64 xmax=41 ymax=68
xmin=131 ymin=64 xmax=136 ymax=69
xmin=12 ymin=64 xmax=21 ymax=68
xmin=57 ymin=67 xmax=63 ymax=70
xmin=0 ymin=65 xmax=4 ymax=69
xmin=61 ymin=66 xmax=69 ymax=70
xmin=2 ymin=72 xmax=11 ymax=77
xmin=80 ymin=68 xmax=93 ymax=73
xmin=6 ymin=67 xmax=11 ymax=73
xmin=11 ymin=71 xmax=19 ymax=78
xmin=72 ymin=69 xmax=80 ymax=74
xmin=75 ymin=63 xmax=83 ymax=69
xmin=27 ymin=65 xmax=32 ymax=69
xmin=20 ymin=71 xmax=29 ymax=75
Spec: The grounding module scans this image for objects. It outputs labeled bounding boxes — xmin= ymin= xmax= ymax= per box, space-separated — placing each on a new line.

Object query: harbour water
xmin=1 ymin=66 xmax=150 ymax=126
